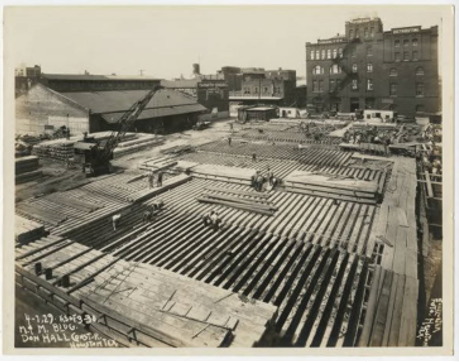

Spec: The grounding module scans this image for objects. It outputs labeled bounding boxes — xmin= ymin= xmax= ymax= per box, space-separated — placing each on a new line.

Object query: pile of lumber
xmin=15 ymin=156 xmax=42 ymax=184
xmin=138 ymin=156 xmax=178 ymax=172
xmin=189 ymin=164 xmax=256 ymax=185
xmin=113 ymin=134 xmax=165 ymax=159
xmin=160 ymin=144 xmax=193 ymax=156
xmin=198 ymin=187 xmax=277 ymax=216
xmin=15 ymin=215 xmax=46 ymax=244
xmin=32 ymin=139 xmax=75 ymax=161
xmin=282 ymin=170 xmax=383 ymax=204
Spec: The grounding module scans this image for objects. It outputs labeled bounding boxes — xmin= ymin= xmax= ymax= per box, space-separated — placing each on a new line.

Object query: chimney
xmin=192 ymin=63 xmax=201 ymax=77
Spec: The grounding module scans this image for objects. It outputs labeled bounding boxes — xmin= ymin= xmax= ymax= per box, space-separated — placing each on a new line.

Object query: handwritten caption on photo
xmin=19 ymin=313 xmax=119 ymax=348
xmin=416 ymin=298 xmax=442 ymax=346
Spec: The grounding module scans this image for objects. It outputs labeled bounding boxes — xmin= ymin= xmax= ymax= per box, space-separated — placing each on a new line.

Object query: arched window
xmin=403 ymin=39 xmax=409 ymax=47
xmin=416 ymin=82 xmax=424 ymax=96
xmin=352 ymin=63 xmax=358 ymax=73
xmin=367 ymin=63 xmax=373 ymax=73
xmin=412 ymin=38 xmax=418 ymax=46
xmin=389 ymin=68 xmax=398 ymax=77
xmin=313 ymin=65 xmax=324 ymax=75
xmin=415 ymin=67 xmax=425 ymax=76
xmin=395 ymin=40 xmax=400 ymax=47
xmin=330 ymin=64 xmax=342 ymax=74
xmin=338 ymin=48 xmax=343 ymax=58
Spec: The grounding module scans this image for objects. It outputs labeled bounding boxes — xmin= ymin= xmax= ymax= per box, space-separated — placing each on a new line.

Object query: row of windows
xmin=312 ymin=79 xmax=425 ymax=95
xmin=395 ymin=51 xmax=420 ymax=61
xmin=312 ymin=64 xmax=425 ymax=76
xmin=243 ymin=87 xmax=281 ymax=95
xmin=349 ymin=27 xmax=376 ymax=39
xmin=310 ymin=48 xmax=344 ymax=60
xmin=395 ymin=38 xmax=418 ymax=47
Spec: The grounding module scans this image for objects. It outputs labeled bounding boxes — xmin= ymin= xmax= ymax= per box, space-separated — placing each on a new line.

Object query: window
xmin=352 ymin=79 xmax=358 ymax=90
xmin=415 ymin=67 xmax=425 ymax=76
xmin=312 ymin=65 xmax=324 ymax=75
xmin=416 ymin=104 xmax=425 ymax=112
xmin=329 ymin=79 xmax=336 ymax=92
xmin=370 ymin=27 xmax=375 ymax=37
xmin=330 ymin=64 xmax=342 ymax=74
xmin=312 ymin=80 xmax=318 ymax=92
xmin=315 ymin=50 xmax=320 ymax=59
xmin=403 ymin=51 xmax=409 ymax=61
xmin=244 ymin=88 xmax=251 ymax=95
xmin=367 ymin=46 xmax=373 ymax=56
xmin=403 ymin=39 xmax=410 ymax=47
xmin=412 ymin=38 xmax=418 ymax=46
xmin=413 ymin=51 xmax=418 ymax=61
xmin=390 ymin=68 xmax=398 ymax=76
xmin=390 ymin=83 xmax=397 ymax=96
xmin=327 ymin=49 xmax=331 ymax=59
xmin=395 ymin=40 xmax=400 ymax=47
xmin=367 ymin=79 xmax=373 ymax=91
xmin=364 ymin=28 xmax=368 ymax=38
xmin=333 ymin=49 xmax=337 ymax=59
xmin=318 ymin=80 xmax=324 ymax=92
xmin=254 ymin=87 xmax=258 ymax=94
xmin=395 ymin=52 xmax=401 ymax=61
xmin=416 ymin=82 xmax=424 ymax=96
xmin=310 ymin=50 xmax=315 ymax=60
xmin=339 ymin=48 xmax=343 ymax=58
xmin=367 ymin=63 xmax=373 ymax=73
xmin=321 ymin=49 xmax=326 ymax=59
xmin=352 ymin=63 xmax=358 ymax=73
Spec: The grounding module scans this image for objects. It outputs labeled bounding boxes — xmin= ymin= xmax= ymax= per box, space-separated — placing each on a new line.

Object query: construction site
xmin=13 ymin=81 xmax=443 ymax=348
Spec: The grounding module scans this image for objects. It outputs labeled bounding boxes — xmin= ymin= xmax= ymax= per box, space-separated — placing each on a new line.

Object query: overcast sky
xmin=5 ymin=5 xmax=447 ymax=79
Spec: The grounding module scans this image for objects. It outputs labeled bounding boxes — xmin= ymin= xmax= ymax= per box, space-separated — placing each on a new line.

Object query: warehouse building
xmin=16 ymin=83 xmax=206 ymax=135
xmin=305 ymin=17 xmax=439 ymax=117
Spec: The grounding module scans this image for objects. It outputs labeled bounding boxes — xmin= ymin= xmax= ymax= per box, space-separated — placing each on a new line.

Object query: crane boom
xmin=102 ymin=85 xmax=163 ymax=158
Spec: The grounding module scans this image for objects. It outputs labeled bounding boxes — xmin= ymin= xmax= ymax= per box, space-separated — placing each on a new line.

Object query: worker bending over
xmin=202 ymin=211 xmax=222 ymax=232
xmin=112 ymin=213 xmax=121 ymax=231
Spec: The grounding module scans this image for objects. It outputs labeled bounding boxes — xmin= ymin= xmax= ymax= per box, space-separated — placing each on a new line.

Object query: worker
xmin=112 ymin=214 xmax=121 ymax=231
xmin=156 ymin=170 xmax=163 ymax=187
xmin=229 ymin=123 xmax=233 ymax=132
xmin=228 ymin=136 xmax=232 ymax=146
xmin=143 ymin=209 xmax=153 ymax=223
xmin=252 ymin=153 xmax=257 ymax=162
xmin=210 ymin=211 xmax=221 ymax=232
xmin=256 ymin=173 xmax=264 ymax=192
xmin=266 ymin=166 xmax=274 ymax=186
xmin=202 ymin=211 xmax=212 ymax=227
xmin=148 ymin=172 xmax=154 ymax=189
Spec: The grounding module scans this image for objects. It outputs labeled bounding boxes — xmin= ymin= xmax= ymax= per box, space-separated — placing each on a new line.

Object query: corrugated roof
xmin=62 ymin=89 xmax=202 ymax=114
xmin=101 ymin=103 xmax=206 ymax=124
xmin=42 ymin=73 xmax=160 ymax=81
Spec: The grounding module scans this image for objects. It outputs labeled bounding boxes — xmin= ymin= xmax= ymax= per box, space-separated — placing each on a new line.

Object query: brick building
xmin=305 ymin=17 xmax=439 ymax=117
xmin=220 ymin=67 xmax=298 ymax=110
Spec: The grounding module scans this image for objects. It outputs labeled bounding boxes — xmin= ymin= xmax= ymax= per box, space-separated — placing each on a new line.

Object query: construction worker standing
xmin=112 ymin=213 xmax=121 ymax=231
xmin=148 ymin=172 xmax=154 ymax=189
xmin=266 ymin=166 xmax=274 ymax=186
xmin=228 ymin=136 xmax=232 ymax=146
xmin=157 ymin=171 xmax=163 ymax=187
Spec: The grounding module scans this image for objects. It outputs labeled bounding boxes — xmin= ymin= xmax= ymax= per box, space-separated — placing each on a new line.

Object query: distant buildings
xmin=218 ymin=67 xmax=300 ymax=113
xmin=306 ymin=17 xmax=440 ymax=117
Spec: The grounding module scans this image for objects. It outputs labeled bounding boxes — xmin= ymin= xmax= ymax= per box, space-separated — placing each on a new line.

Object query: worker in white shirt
xmin=112 ymin=214 xmax=121 ymax=231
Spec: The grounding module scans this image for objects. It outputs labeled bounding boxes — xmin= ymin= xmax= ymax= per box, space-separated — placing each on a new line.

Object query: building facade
xmin=305 ymin=17 xmax=439 ymax=117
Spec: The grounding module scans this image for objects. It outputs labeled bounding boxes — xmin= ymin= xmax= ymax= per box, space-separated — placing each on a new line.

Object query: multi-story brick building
xmin=306 ymin=17 xmax=439 ymax=117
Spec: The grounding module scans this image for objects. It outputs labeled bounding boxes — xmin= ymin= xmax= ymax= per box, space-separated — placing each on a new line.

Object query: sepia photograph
xmin=2 ymin=3 xmax=455 ymax=356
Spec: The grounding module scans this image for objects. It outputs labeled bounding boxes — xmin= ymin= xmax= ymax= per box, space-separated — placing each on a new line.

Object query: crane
xmin=74 ymin=85 xmax=163 ymax=177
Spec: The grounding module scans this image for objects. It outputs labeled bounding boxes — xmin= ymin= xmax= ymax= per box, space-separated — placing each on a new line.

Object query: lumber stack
xmin=160 ymin=144 xmax=193 ymax=156
xmin=282 ymin=170 xmax=381 ymax=204
xmin=138 ymin=156 xmax=178 ymax=172
xmin=112 ymin=134 xmax=165 ymax=159
xmin=189 ymin=164 xmax=256 ymax=185
xmin=32 ymin=139 xmax=75 ymax=161
xmin=15 ymin=215 xmax=46 ymax=244
xmin=198 ymin=188 xmax=277 ymax=216
xmin=15 ymin=156 xmax=43 ymax=184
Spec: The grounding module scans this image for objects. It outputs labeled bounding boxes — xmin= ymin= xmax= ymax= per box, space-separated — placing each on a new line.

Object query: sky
xmin=5 ymin=5 xmax=448 ymax=79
